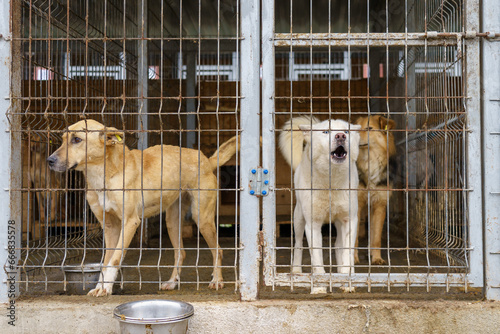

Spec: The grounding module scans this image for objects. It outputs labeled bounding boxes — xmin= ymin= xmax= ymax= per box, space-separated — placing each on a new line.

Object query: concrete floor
xmin=3 ymin=296 xmax=500 ymax=334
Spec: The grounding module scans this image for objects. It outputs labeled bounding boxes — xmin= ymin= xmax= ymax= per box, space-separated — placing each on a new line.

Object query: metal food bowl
xmin=113 ymin=300 xmax=194 ymax=334
xmin=62 ymin=263 xmax=101 ymax=295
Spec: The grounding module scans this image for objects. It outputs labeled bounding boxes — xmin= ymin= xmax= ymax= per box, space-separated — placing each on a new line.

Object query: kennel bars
xmin=261 ymin=0 xmax=485 ymax=294
xmin=1 ymin=0 xmax=499 ymax=302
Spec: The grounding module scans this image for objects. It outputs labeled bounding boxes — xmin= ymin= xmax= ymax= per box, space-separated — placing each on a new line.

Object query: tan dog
xmin=29 ymin=143 xmax=62 ymax=224
xmin=355 ymin=115 xmax=396 ymax=265
xmin=48 ymin=119 xmax=238 ymax=296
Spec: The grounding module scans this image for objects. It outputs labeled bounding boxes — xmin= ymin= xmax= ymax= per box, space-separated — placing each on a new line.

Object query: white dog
xmin=279 ymin=116 xmax=361 ymax=293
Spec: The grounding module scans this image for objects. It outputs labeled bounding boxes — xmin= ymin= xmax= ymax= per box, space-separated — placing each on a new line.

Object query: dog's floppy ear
xmin=298 ymin=124 xmax=312 ymax=144
xmin=379 ymin=116 xmax=396 ymax=131
xmin=100 ymin=127 xmax=125 ymax=146
xmin=349 ymin=124 xmax=362 ymax=162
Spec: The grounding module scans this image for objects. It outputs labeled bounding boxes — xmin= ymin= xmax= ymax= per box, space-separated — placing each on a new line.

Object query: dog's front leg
xmin=89 ymin=215 xmax=140 ymax=297
xmin=304 ymin=217 xmax=327 ymax=294
xmin=89 ymin=214 xmax=121 ymax=296
xmin=335 ymin=216 xmax=357 ymax=293
xmin=335 ymin=217 xmax=358 ymax=274
xmin=304 ymin=219 xmax=325 ymax=275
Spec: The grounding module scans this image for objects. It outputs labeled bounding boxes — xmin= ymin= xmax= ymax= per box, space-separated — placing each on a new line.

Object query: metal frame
xmin=464 ymin=0 xmax=483 ymax=292
xmin=261 ymin=0 xmax=485 ymax=292
xmin=239 ymin=0 xmax=260 ymax=301
xmin=481 ymin=0 xmax=500 ymax=300
xmin=1 ymin=0 xmax=22 ymax=303
xmin=6 ymin=0 xmax=245 ymax=299
xmin=262 ymin=0 xmax=276 ymax=289
xmin=1 ymin=0 xmax=498 ymax=301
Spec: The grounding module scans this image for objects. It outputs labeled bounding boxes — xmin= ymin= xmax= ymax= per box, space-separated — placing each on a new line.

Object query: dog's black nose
xmin=335 ymin=133 xmax=346 ymax=141
xmin=47 ymin=155 xmax=57 ymax=167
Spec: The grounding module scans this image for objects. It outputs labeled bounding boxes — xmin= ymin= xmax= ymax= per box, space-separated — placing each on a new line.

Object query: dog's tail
xmin=279 ymin=116 xmax=320 ymax=170
xmin=209 ymin=135 xmax=240 ymax=171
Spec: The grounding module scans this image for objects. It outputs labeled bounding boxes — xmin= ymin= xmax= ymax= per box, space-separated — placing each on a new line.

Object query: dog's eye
xmin=344 ymin=131 xmax=348 ymax=134
xmin=368 ymin=127 xmax=373 ymax=130
xmin=322 ymin=131 xmax=329 ymax=134
xmin=72 ymin=137 xmax=82 ymax=144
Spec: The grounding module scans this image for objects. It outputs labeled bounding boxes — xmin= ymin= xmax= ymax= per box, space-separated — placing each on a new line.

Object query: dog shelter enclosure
xmin=1 ymin=0 xmax=499 ymax=301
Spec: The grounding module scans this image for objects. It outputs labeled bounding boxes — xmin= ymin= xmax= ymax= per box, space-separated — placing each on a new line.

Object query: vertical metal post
xmin=464 ymin=0 xmax=484 ymax=290
xmin=1 ymin=0 xmax=22 ymax=302
xmin=137 ymin=0 xmax=149 ymax=246
xmin=239 ymin=0 xmax=260 ymax=301
xmin=406 ymin=2 xmax=417 ymax=189
xmin=186 ymin=52 xmax=197 ymax=148
xmin=138 ymin=0 xmax=148 ymax=150
xmin=481 ymin=0 xmax=500 ymax=299
xmin=261 ymin=0 xmax=275 ymax=286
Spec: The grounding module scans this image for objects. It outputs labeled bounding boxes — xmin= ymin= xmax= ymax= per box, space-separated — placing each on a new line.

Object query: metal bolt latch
xmin=248 ymin=167 xmax=270 ymax=197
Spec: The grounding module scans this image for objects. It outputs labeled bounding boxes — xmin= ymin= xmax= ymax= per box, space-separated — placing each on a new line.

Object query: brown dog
xmin=48 ymin=119 xmax=238 ymax=296
xmin=29 ymin=143 xmax=62 ymax=225
xmin=355 ymin=115 xmax=396 ymax=265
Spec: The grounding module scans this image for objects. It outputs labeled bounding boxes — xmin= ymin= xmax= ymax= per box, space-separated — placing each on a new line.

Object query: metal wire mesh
xmin=8 ymin=0 xmax=478 ymax=297
xmin=13 ymin=0 xmax=241 ymax=296
xmin=266 ymin=0 xmax=472 ymax=293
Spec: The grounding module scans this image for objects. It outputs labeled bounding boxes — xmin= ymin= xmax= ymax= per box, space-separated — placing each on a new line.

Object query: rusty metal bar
xmin=1 ymin=0 xmax=22 ymax=303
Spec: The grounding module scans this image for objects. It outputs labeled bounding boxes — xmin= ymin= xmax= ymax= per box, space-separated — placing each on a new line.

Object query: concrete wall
xmin=2 ymin=297 xmax=500 ymax=333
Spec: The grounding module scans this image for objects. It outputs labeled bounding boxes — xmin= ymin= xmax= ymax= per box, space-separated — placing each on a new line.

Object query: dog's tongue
xmin=332 ymin=146 xmax=347 ymax=158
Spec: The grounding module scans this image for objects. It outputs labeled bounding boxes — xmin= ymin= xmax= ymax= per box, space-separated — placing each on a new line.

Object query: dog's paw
xmin=311 ymin=286 xmax=327 ymax=294
xmin=291 ymin=266 xmax=302 ymax=274
xmin=87 ymin=287 xmax=111 ymax=297
xmin=354 ymin=254 xmax=360 ymax=264
xmin=372 ymin=257 xmax=386 ymax=265
xmin=161 ymin=281 xmax=178 ymax=291
xmin=340 ymin=286 xmax=356 ymax=293
xmin=208 ymin=279 xmax=224 ymax=290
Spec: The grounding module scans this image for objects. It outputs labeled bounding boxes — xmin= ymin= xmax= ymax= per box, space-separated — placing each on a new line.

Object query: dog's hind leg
xmin=355 ymin=188 xmax=368 ymax=264
xmin=190 ymin=187 xmax=224 ymax=289
xmin=292 ymin=204 xmax=305 ymax=273
xmin=161 ymin=199 xmax=186 ymax=290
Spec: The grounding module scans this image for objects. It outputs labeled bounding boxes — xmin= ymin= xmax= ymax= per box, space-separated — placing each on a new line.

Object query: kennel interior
xmin=262 ymin=0 xmax=480 ymax=293
xmin=9 ymin=0 xmax=482 ymax=297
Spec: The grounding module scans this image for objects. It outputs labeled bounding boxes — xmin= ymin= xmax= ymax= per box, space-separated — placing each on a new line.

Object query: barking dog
xmin=48 ymin=119 xmax=238 ymax=296
xmin=354 ymin=115 xmax=396 ymax=265
xmin=279 ymin=116 xmax=361 ymax=293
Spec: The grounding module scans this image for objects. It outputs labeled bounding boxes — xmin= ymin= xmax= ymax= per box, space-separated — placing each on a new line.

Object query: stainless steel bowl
xmin=62 ymin=263 xmax=101 ymax=295
xmin=113 ymin=300 xmax=194 ymax=334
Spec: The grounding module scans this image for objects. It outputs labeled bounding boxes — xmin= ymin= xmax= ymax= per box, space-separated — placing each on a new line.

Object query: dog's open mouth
xmin=331 ymin=145 xmax=347 ymax=161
